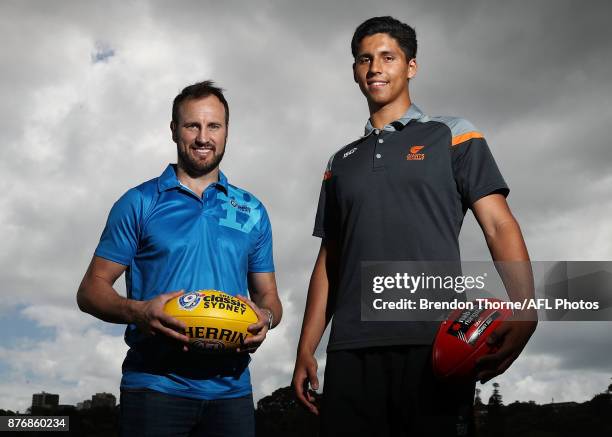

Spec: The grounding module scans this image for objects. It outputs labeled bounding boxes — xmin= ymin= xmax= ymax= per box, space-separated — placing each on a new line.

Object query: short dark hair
xmin=172 ymin=80 xmax=229 ymax=125
xmin=351 ymin=16 xmax=417 ymax=61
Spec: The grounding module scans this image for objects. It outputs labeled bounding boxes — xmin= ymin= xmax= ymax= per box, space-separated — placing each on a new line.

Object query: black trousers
xmin=320 ymin=345 xmax=475 ymax=437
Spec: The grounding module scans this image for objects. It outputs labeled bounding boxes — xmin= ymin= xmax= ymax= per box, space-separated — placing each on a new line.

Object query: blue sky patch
xmin=91 ymin=41 xmax=115 ymax=63
xmin=0 ymin=306 xmax=56 ymax=349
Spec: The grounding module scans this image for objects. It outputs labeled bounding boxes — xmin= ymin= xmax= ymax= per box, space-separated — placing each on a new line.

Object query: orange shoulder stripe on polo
xmin=451 ymin=131 xmax=484 ymax=147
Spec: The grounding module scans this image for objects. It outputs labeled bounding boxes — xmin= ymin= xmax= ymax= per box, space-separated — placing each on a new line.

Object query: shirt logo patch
xmin=342 ymin=147 xmax=358 ymax=159
xmin=407 ymin=145 xmax=425 ymax=161
xmin=230 ymin=199 xmax=252 ymax=214
xmin=217 ymin=192 xmax=261 ymax=233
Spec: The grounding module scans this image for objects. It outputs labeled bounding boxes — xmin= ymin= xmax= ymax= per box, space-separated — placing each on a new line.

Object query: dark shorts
xmin=119 ymin=389 xmax=255 ymax=437
xmin=321 ymin=345 xmax=475 ymax=437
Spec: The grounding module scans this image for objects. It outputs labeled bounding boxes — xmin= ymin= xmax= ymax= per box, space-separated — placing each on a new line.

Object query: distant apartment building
xmin=31 ymin=392 xmax=59 ymax=409
xmin=91 ymin=392 xmax=116 ymax=409
xmin=76 ymin=399 xmax=92 ymax=410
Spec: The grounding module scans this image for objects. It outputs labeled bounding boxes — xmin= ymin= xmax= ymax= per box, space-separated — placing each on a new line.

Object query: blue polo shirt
xmin=95 ymin=164 xmax=274 ymax=400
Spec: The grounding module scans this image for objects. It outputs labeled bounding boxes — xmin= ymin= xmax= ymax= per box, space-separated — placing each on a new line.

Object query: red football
xmin=432 ymin=298 xmax=513 ymax=380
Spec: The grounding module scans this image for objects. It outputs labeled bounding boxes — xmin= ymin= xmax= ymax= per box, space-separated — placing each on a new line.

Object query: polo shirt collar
xmin=157 ymin=164 xmax=229 ymax=194
xmin=363 ymin=103 xmax=426 ymax=137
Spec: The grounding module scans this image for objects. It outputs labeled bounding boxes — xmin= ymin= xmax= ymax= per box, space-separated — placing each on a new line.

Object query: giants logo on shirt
xmin=406 ymin=145 xmax=425 ymax=161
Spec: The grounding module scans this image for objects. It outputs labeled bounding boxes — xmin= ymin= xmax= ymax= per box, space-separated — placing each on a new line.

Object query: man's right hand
xmin=131 ymin=290 xmax=190 ymax=345
xmin=292 ymin=351 xmax=320 ymax=415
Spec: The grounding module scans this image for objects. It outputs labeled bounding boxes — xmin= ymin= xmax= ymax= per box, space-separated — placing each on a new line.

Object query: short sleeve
xmin=452 ymin=136 xmax=509 ymax=208
xmin=313 ymin=156 xmax=340 ymax=239
xmin=248 ymin=205 xmax=275 ymax=273
xmin=94 ymin=188 xmax=142 ymax=266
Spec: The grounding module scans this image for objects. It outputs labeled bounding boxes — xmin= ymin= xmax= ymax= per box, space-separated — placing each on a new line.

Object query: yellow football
xmin=163 ymin=290 xmax=258 ymax=352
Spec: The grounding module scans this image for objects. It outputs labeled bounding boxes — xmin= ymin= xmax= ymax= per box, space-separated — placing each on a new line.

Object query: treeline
xmin=256 ymin=386 xmax=612 ymax=437
xmin=1 ymin=385 xmax=611 ymax=436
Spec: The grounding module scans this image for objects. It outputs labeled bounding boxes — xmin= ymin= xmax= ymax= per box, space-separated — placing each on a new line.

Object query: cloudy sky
xmin=1 ymin=0 xmax=611 ymax=412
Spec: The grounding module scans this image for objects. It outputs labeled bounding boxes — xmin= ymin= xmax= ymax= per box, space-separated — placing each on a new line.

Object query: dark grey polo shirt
xmin=314 ymin=104 xmax=509 ymax=351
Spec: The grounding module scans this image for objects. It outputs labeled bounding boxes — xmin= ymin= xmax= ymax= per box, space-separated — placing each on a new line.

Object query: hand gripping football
xmin=164 ymin=290 xmax=258 ymax=352
xmin=432 ymin=298 xmax=513 ymax=379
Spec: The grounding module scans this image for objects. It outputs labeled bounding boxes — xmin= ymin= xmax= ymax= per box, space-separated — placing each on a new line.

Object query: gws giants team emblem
xmin=407 ymin=145 xmax=425 ymax=160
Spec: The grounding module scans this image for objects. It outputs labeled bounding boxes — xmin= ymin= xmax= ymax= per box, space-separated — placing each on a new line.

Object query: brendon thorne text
xmin=372 ymin=298 xmax=600 ymax=312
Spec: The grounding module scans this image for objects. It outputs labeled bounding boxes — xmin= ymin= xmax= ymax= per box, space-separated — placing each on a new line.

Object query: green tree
xmin=475 ymin=388 xmax=483 ymax=406
xmin=489 ymin=382 xmax=503 ymax=407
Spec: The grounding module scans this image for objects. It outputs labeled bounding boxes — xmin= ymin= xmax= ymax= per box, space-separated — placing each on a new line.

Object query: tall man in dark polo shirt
xmin=292 ymin=16 xmax=537 ymax=436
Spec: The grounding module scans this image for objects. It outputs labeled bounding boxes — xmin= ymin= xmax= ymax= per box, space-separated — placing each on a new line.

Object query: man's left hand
xmin=475 ymin=315 xmax=537 ymax=383
xmin=236 ymin=295 xmax=270 ymax=353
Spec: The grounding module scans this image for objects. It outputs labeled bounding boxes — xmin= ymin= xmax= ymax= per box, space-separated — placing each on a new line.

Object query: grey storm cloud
xmin=528 ymin=322 xmax=612 ymax=373
xmin=0 ymin=0 xmax=611 ymax=410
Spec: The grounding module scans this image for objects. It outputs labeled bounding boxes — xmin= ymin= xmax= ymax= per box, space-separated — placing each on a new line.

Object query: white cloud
xmin=480 ymin=352 xmax=611 ymax=405
xmin=0 ymin=323 xmax=126 ymax=411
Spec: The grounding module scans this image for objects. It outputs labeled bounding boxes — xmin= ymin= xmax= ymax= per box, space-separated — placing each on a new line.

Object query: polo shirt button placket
xmin=203 ymin=188 xmax=212 ymax=211
xmin=373 ymin=129 xmax=385 ymax=170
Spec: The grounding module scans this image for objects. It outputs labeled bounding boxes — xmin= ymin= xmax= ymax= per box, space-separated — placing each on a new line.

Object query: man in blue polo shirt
xmin=292 ymin=16 xmax=537 ymax=436
xmin=77 ymin=80 xmax=282 ymax=437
